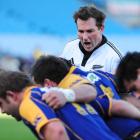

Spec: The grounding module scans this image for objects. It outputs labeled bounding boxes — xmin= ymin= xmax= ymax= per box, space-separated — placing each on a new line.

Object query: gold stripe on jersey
xmin=100 ymin=84 xmax=114 ymax=98
xmin=58 ymin=67 xmax=90 ymax=88
xmin=106 ymin=95 xmax=113 ymax=117
xmin=19 ymin=87 xmax=60 ymax=136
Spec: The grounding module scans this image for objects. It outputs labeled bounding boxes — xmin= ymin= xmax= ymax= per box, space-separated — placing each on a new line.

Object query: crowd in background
xmin=0 ymin=52 xmax=35 ymax=73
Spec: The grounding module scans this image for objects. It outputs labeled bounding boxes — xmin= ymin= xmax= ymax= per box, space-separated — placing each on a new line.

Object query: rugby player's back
xmin=20 ymin=86 xmax=121 ymax=140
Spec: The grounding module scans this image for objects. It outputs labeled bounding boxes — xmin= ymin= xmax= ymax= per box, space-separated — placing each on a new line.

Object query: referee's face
xmin=77 ymin=17 xmax=104 ymax=52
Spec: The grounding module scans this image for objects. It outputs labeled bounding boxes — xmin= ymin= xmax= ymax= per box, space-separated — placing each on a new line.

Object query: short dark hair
xmin=31 ymin=55 xmax=71 ymax=85
xmin=115 ymin=52 xmax=140 ymax=92
xmin=73 ymin=5 xmax=106 ymax=28
xmin=59 ymin=57 xmax=73 ymax=67
xmin=0 ymin=70 xmax=34 ymax=98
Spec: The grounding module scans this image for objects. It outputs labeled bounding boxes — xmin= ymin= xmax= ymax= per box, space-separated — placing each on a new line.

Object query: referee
xmin=61 ymin=5 xmax=122 ymax=74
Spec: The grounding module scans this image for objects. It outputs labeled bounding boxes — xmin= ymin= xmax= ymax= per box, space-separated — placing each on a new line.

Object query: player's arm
xmin=121 ymin=95 xmax=140 ymax=110
xmin=41 ymin=121 xmax=69 ymax=140
xmin=71 ymin=84 xmax=97 ymax=102
xmin=42 ymin=84 xmax=97 ymax=109
xmin=111 ymin=99 xmax=140 ymax=120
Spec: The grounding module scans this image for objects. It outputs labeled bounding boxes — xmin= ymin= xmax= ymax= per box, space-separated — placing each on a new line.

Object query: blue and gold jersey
xmin=69 ymin=66 xmax=120 ymax=99
xmin=61 ymin=66 xmax=117 ymax=117
xmin=19 ymin=86 xmax=59 ymax=139
xmin=90 ymin=94 xmax=112 ymax=118
xmin=57 ymin=66 xmax=114 ymax=117
xmin=66 ymin=66 xmax=140 ymax=139
xmin=58 ymin=69 xmax=91 ymax=88
xmin=57 ymin=68 xmax=112 ymax=117
xmin=19 ymin=86 xmax=121 ymax=140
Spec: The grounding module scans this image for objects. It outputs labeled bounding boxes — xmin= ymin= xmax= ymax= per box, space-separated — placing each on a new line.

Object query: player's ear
xmin=44 ymin=79 xmax=57 ymax=87
xmin=6 ymin=91 xmax=17 ymax=101
xmin=99 ymin=25 xmax=104 ymax=32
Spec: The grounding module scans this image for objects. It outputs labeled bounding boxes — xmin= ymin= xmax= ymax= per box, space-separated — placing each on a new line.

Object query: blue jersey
xmin=106 ymin=117 xmax=140 ymax=139
xmin=68 ymin=66 xmax=140 ymax=139
xmin=71 ymin=66 xmax=120 ymax=99
xmin=20 ymin=86 xmax=121 ymax=140
xmin=90 ymin=94 xmax=112 ymax=118
xmin=91 ymin=95 xmax=140 ymax=139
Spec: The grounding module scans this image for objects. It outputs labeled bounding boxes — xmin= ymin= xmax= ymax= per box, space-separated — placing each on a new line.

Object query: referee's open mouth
xmin=84 ymin=42 xmax=91 ymax=45
xmin=83 ymin=42 xmax=93 ymax=50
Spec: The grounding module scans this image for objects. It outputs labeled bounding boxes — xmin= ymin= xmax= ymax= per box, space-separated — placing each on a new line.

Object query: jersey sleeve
xmin=19 ymin=97 xmax=59 ymax=138
xmin=89 ymin=94 xmax=112 ymax=119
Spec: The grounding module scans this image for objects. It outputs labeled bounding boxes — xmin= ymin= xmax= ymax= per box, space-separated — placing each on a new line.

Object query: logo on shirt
xmin=100 ymin=84 xmax=114 ymax=98
xmin=87 ymin=73 xmax=100 ymax=84
xmin=92 ymin=65 xmax=103 ymax=70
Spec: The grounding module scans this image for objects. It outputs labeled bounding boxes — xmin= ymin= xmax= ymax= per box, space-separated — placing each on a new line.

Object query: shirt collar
xmin=79 ymin=35 xmax=107 ymax=55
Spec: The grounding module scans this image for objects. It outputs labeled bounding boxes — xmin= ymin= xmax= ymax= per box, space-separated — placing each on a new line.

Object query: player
xmin=31 ymin=55 xmax=140 ymax=139
xmin=0 ymin=70 xmax=121 ymax=140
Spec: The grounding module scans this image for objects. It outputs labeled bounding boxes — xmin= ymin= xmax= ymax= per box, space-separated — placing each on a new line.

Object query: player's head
xmin=73 ymin=5 xmax=106 ymax=52
xmin=59 ymin=57 xmax=74 ymax=68
xmin=0 ymin=70 xmax=33 ymax=121
xmin=31 ymin=55 xmax=71 ymax=86
xmin=116 ymin=52 xmax=140 ymax=93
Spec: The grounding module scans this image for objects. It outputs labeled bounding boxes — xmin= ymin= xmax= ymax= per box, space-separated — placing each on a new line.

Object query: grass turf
xmin=0 ymin=115 xmax=36 ymax=140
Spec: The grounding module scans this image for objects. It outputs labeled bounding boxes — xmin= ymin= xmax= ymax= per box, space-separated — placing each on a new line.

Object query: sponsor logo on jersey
xmin=87 ymin=73 xmax=100 ymax=83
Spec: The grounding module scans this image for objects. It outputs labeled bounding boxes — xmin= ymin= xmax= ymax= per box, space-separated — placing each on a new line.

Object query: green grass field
xmin=0 ymin=114 xmax=36 ymax=140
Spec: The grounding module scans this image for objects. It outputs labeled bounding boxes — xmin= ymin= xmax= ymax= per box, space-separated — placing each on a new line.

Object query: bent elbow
xmin=42 ymin=121 xmax=69 ymax=140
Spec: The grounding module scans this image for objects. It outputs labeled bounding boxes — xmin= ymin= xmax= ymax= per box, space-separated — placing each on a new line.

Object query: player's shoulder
xmin=62 ymin=39 xmax=80 ymax=53
xmin=105 ymin=40 xmax=123 ymax=59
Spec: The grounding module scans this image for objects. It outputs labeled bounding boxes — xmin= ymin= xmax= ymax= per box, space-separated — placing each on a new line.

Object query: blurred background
xmin=0 ymin=0 xmax=140 ymax=139
xmin=0 ymin=0 xmax=139 ymax=73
